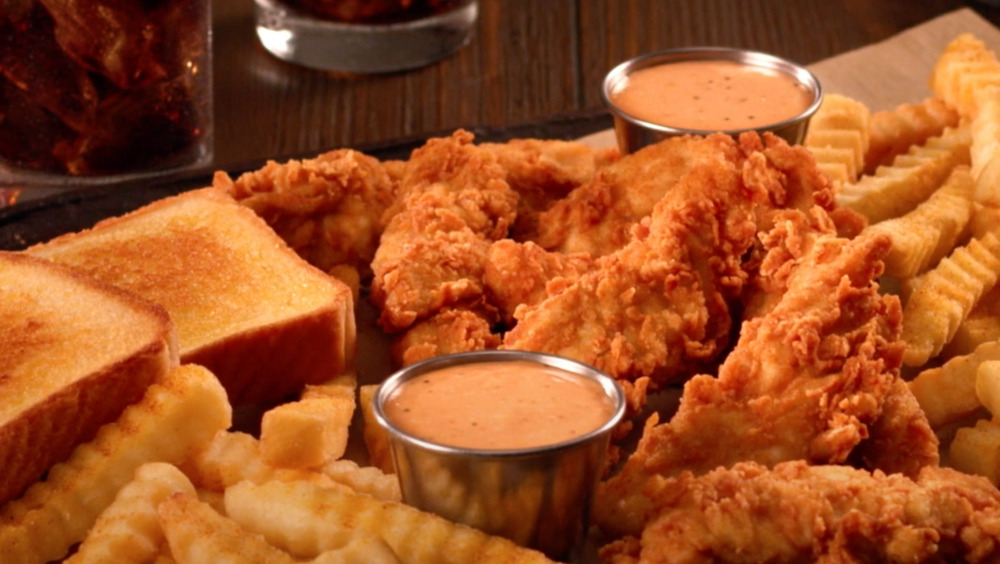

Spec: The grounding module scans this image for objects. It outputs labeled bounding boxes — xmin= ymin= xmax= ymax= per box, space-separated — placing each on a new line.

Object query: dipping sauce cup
xmin=374 ymin=350 xmax=626 ymax=562
xmin=603 ymin=46 xmax=823 ymax=154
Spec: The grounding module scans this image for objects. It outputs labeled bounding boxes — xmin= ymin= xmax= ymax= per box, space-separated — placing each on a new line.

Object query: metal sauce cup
xmin=373 ymin=350 xmax=626 ymax=562
xmin=602 ymin=46 xmax=823 ymax=154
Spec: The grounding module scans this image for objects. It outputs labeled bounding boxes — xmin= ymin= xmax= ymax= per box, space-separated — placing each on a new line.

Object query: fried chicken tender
xmin=214 ymin=149 xmax=399 ymax=287
xmin=599 ymin=460 xmax=1000 ymax=564
xmin=478 ymin=138 xmax=619 ymax=240
xmin=533 ymin=134 xmax=744 ymax=257
xmin=502 ymin=142 xmax=757 ymax=389
xmin=483 ymin=239 xmax=593 ymax=325
xmin=594 ymin=217 xmax=932 ymax=539
xmin=391 ymin=308 xmax=501 ymax=367
xmin=502 ymin=133 xmax=840 ymax=392
xmin=371 ymin=130 xmax=517 ymax=333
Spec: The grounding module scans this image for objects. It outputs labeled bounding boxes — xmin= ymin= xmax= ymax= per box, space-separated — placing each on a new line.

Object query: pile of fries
xmin=0 ymin=365 xmax=553 ymax=563
xmin=804 ymin=32 xmax=1000 ymax=485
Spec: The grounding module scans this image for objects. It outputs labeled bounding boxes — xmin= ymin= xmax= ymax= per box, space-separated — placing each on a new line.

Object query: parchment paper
xmin=579 ymin=7 xmax=1000 ymax=148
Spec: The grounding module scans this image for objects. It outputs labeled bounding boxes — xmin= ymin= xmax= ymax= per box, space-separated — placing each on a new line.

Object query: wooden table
xmin=211 ymin=0 xmax=1000 ymax=171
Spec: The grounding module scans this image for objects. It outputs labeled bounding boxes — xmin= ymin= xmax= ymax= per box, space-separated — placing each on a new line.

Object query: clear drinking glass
xmin=0 ymin=0 xmax=213 ymax=206
xmin=254 ymin=0 xmax=478 ymax=73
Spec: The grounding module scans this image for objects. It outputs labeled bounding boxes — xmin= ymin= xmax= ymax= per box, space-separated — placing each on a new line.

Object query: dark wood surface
xmin=211 ymin=0 xmax=1000 ymax=170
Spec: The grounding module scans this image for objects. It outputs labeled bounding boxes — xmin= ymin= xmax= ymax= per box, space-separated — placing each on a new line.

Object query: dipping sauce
xmin=609 ymin=59 xmax=814 ymax=131
xmin=382 ymin=360 xmax=616 ymax=450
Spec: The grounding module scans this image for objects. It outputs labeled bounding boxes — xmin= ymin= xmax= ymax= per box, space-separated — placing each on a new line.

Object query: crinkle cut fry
xmin=901 ymin=229 xmax=1000 ymax=366
xmin=65 ymin=462 xmax=196 ymax=564
xmin=865 ymin=97 xmax=960 ymax=174
xmin=836 ymin=125 xmax=971 ymax=224
xmin=863 ymin=164 xmax=974 ymax=279
xmin=223 ymin=480 xmax=557 ymax=564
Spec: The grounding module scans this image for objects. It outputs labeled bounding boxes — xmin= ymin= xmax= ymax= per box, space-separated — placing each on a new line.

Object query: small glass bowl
xmin=603 ymin=46 xmax=823 ymax=154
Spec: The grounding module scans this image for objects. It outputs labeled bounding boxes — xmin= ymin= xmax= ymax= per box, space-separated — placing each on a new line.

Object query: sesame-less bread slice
xmin=27 ymin=187 xmax=356 ymax=406
xmin=0 ymin=251 xmax=177 ymax=506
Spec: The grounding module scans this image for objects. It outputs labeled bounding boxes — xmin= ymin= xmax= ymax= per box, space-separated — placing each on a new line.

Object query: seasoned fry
xmin=65 ymin=463 xmax=196 ymax=564
xmin=942 ymin=280 xmax=1000 ymax=358
xmin=260 ymin=395 xmax=355 ymax=469
xmin=804 ymin=93 xmax=870 ymax=183
xmin=929 ymin=32 xmax=1000 ymax=119
xmin=319 ymin=459 xmax=401 ymax=502
xmin=977 ymin=360 xmax=1000 ymax=417
xmin=901 ymin=230 xmax=1000 ymax=366
xmin=948 ymin=419 xmax=1000 ymax=485
xmin=0 ymin=364 xmax=230 ymax=564
xmin=971 ymin=85 xmax=1000 ymax=205
xmin=863 ymin=164 xmax=974 ymax=278
xmin=359 ymin=384 xmax=395 ymax=475
xmin=835 ymin=125 xmax=971 ymax=223
xmin=908 ymin=341 xmax=1000 ymax=429
xmin=159 ymin=492 xmax=300 ymax=564
xmin=224 ymin=481 xmax=399 ymax=561
xmin=224 ymin=480 xmax=557 ymax=564
xmin=865 ymin=97 xmax=961 ymax=174
xmin=179 ymin=431 xmax=344 ymax=492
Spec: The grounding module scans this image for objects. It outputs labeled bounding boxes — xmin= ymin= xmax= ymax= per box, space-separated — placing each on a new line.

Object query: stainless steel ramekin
xmin=602 ymin=46 xmax=823 ymax=154
xmin=373 ymin=350 xmax=626 ymax=562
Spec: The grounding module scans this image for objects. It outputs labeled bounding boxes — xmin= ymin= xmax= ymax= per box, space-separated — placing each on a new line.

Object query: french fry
xmin=65 ymin=462 xmax=196 ymax=564
xmin=863 ymin=164 xmax=974 ymax=278
xmin=0 ymin=364 xmax=231 ymax=564
xmin=224 ymin=481 xmax=400 ymax=562
xmin=901 ymin=230 xmax=1000 ymax=366
xmin=259 ymin=395 xmax=355 ymax=469
xmin=947 ymin=419 xmax=1000 ymax=485
xmin=319 ymin=459 xmax=401 ymax=502
xmin=970 ymin=85 xmax=1000 ymax=205
xmin=835 ymin=125 xmax=971 ymax=224
xmin=359 ymin=384 xmax=395 ymax=475
xmin=929 ymin=32 xmax=1000 ymax=119
xmin=179 ymin=430 xmax=344 ymax=492
xmin=942 ymin=280 xmax=1000 ymax=358
xmin=976 ymin=360 xmax=1000 ymax=417
xmin=865 ymin=97 xmax=961 ymax=174
xmin=804 ymin=93 xmax=870 ymax=183
xmin=908 ymin=340 xmax=1000 ymax=429
xmin=224 ymin=480 xmax=557 ymax=564
xmin=158 ymin=492 xmax=301 ymax=564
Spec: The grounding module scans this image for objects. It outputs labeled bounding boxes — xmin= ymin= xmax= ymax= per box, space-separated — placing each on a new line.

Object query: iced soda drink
xmin=0 ymin=0 xmax=212 ymax=177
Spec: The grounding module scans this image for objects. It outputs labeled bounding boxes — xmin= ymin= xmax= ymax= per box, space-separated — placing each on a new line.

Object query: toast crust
xmin=27 ymin=187 xmax=356 ymax=405
xmin=0 ymin=252 xmax=176 ymax=505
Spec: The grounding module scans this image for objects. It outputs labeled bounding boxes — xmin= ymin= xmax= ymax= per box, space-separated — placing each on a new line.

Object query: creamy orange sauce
xmin=610 ymin=59 xmax=813 ymax=131
xmin=383 ymin=360 xmax=615 ymax=450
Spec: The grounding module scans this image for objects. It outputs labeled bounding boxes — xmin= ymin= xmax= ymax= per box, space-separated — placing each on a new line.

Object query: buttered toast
xmin=27 ymin=187 xmax=356 ymax=405
xmin=0 ymin=251 xmax=177 ymax=506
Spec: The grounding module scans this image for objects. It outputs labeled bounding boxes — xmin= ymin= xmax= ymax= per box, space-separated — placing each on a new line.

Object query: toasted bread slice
xmin=27 ymin=187 xmax=356 ymax=406
xmin=0 ymin=251 xmax=177 ymax=506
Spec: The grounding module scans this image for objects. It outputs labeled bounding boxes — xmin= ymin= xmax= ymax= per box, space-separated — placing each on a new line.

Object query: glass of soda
xmin=254 ymin=0 xmax=478 ymax=73
xmin=0 ymin=0 xmax=213 ymax=205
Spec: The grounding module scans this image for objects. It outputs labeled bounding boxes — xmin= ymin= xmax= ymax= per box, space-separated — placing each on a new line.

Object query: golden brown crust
xmin=0 ymin=251 xmax=176 ymax=506
xmin=26 ymin=187 xmax=356 ymax=405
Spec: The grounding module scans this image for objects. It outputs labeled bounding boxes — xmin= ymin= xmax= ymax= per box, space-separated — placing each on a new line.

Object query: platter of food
xmin=5 ymin=7 xmax=1000 ymax=564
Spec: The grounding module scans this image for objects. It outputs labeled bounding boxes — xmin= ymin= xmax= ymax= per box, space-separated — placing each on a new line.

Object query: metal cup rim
xmin=373 ymin=350 xmax=627 ymax=458
xmin=602 ymin=46 xmax=824 ymax=138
